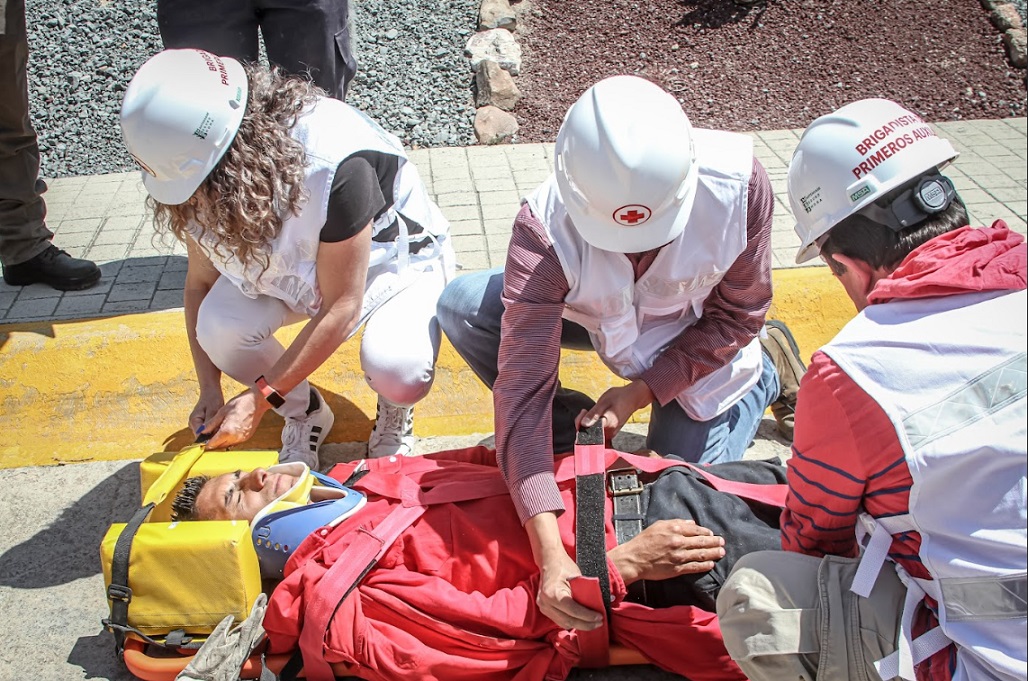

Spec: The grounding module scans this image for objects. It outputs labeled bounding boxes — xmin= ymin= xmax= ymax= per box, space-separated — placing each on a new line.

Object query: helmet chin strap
xmin=859 ymin=173 xmax=957 ymax=232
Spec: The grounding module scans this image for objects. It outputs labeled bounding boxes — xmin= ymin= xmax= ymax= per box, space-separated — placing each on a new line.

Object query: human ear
xmin=830 ymin=253 xmax=877 ymax=311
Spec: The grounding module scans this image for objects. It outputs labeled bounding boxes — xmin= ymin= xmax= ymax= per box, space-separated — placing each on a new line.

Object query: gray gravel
xmin=26 ymin=0 xmax=478 ymax=179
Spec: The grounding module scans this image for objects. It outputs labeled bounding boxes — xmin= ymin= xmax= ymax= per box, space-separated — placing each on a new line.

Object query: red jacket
xmin=264 ymin=447 xmax=751 ymax=681
xmin=781 ymin=223 xmax=1027 ymax=681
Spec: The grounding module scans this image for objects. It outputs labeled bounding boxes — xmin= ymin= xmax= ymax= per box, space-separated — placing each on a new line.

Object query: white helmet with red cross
xmin=788 ymin=98 xmax=959 ymax=263
xmin=554 ymin=75 xmax=699 ymax=254
xmin=120 ymin=49 xmax=249 ymax=206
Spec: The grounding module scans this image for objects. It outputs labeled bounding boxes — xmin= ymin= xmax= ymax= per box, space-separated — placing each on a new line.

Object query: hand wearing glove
xmin=176 ymin=593 xmax=269 ymax=681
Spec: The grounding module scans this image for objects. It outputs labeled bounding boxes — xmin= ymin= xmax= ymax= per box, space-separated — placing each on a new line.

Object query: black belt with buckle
xmin=609 ymin=467 xmax=648 ymax=605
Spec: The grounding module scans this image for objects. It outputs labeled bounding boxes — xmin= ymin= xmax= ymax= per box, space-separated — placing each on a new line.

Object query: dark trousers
xmin=640 ymin=458 xmax=788 ymax=611
xmin=157 ymin=0 xmax=357 ymax=101
xmin=0 ymin=0 xmax=54 ymax=267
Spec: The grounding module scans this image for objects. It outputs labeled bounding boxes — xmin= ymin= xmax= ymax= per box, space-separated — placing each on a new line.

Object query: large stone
xmin=479 ymin=0 xmax=517 ymax=31
xmin=1004 ymin=28 xmax=1027 ymax=68
xmin=474 ymin=105 xmax=519 ymax=144
xmin=465 ymin=28 xmax=523 ymax=75
xmin=475 ymin=60 xmax=522 ymax=110
xmin=992 ymin=3 xmax=1024 ymax=31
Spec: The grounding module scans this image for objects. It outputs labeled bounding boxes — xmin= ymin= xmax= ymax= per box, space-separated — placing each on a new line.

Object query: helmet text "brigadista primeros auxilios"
xmin=852 ymin=115 xmax=940 ymax=179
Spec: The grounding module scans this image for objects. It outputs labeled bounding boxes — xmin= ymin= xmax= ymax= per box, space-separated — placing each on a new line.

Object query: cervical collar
xmin=251 ymin=462 xmax=316 ymax=525
xmin=250 ymin=462 xmax=366 ymax=579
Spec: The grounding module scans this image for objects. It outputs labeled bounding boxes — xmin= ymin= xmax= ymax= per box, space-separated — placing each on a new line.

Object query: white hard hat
xmin=120 ymin=49 xmax=249 ymax=205
xmin=554 ymin=75 xmax=698 ymax=253
xmin=788 ymin=98 xmax=958 ymax=263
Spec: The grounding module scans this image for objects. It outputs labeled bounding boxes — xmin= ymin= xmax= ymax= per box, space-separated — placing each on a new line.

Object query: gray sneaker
xmin=368 ymin=398 xmax=416 ymax=458
xmin=279 ymin=388 xmax=334 ymax=469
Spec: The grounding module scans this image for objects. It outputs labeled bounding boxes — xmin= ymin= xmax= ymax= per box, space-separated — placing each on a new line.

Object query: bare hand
xmin=202 ymin=389 xmax=271 ymax=450
xmin=537 ymin=550 xmax=604 ymax=631
xmin=189 ymin=389 xmax=225 ymax=438
xmin=576 ymin=379 xmax=654 ymax=442
xmin=608 ymin=519 xmax=725 ymax=584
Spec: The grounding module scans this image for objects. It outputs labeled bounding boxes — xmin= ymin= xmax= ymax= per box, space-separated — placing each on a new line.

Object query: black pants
xmin=157 ymin=0 xmax=357 ymax=100
xmin=640 ymin=458 xmax=788 ymax=611
xmin=0 ymin=0 xmax=54 ymax=267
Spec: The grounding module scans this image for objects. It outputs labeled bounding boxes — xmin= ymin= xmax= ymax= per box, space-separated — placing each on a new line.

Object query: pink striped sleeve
xmin=641 ymin=158 xmax=774 ymax=405
xmin=495 ymin=203 xmax=571 ymax=524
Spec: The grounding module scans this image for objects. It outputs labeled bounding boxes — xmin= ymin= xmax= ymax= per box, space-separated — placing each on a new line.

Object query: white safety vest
xmin=190 ymin=97 xmax=453 ymax=331
xmin=526 ymin=128 xmax=762 ymax=421
xmin=823 ymin=289 xmax=1028 ymax=681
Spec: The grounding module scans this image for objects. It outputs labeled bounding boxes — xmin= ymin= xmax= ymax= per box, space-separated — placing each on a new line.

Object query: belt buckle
xmin=608 ymin=467 xmax=643 ymax=496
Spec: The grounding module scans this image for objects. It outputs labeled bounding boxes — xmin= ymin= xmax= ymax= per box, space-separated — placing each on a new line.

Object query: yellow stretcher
xmin=101 ymin=446 xmax=650 ymax=680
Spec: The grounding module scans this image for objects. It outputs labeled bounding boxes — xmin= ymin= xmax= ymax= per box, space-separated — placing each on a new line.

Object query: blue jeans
xmin=437 ymin=268 xmax=781 ymax=464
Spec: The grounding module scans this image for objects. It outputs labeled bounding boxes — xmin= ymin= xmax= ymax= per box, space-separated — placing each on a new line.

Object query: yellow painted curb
xmin=0 ymin=267 xmax=853 ymax=468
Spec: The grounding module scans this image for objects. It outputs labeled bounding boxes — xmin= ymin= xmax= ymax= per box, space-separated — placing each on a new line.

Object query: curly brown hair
xmin=150 ymin=64 xmax=322 ymax=273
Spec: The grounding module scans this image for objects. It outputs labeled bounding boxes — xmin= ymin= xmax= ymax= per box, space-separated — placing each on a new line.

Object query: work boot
xmin=2 ymin=244 xmax=101 ymax=291
xmin=760 ymin=320 xmax=807 ymax=441
xmin=368 ymin=398 xmax=416 ymax=458
xmin=279 ymin=388 xmax=334 ymax=469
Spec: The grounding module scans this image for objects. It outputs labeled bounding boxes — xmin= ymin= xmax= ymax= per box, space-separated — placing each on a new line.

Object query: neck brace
xmin=251 ymin=462 xmax=317 ymax=526
xmin=250 ymin=463 xmax=366 ymax=579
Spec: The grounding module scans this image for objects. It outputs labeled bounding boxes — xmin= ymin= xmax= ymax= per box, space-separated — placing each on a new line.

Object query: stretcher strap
xmin=104 ymin=503 xmax=154 ymax=659
xmin=298 ymin=504 xmax=427 ymax=681
xmin=574 ymin=423 xmax=612 ymax=667
xmin=356 ymin=469 xmax=510 ymax=506
xmin=554 ymin=451 xmax=788 ymax=508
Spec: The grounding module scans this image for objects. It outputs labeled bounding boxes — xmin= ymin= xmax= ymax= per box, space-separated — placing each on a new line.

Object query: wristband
xmin=255 ymin=375 xmax=286 ymax=409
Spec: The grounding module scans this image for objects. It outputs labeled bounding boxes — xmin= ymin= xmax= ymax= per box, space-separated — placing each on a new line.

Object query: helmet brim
xmin=142 ymin=170 xmax=206 ymax=206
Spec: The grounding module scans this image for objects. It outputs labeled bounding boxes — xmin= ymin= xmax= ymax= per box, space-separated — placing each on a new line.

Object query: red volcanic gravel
xmin=512 ymin=0 xmax=1028 ymax=140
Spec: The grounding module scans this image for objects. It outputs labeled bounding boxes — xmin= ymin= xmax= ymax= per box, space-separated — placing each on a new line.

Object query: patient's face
xmin=195 ymin=468 xmax=298 ymax=521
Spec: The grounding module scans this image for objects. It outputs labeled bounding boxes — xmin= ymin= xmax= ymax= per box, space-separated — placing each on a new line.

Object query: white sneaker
xmin=368 ymin=398 xmax=416 ymax=458
xmin=279 ymin=388 xmax=334 ymax=469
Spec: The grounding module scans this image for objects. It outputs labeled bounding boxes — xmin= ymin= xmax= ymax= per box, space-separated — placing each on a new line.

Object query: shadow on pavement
xmin=68 ymin=632 xmax=135 ymax=681
xmin=0 ymin=463 xmax=140 ymax=589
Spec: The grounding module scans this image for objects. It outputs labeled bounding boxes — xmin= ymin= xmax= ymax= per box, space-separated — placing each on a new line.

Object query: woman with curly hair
xmin=120 ymin=49 xmax=455 ymax=466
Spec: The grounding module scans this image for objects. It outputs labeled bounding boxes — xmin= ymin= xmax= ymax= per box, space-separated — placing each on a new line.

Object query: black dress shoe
xmin=2 ymin=244 xmax=102 ymax=291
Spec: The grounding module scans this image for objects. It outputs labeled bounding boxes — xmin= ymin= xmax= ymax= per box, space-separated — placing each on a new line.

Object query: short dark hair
xmin=821 ymin=190 xmax=968 ymax=276
xmin=171 ymin=474 xmax=211 ymax=521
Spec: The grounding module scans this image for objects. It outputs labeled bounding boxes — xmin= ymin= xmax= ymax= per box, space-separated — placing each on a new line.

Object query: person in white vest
xmin=437 ymin=75 xmax=805 ymax=631
xmin=716 ymin=98 xmax=1027 ymax=681
xmin=119 ymin=50 xmax=455 ymax=465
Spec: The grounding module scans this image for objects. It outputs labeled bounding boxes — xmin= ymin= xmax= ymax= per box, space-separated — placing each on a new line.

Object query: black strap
xmin=574 ymin=423 xmax=612 ymax=614
xmin=609 ymin=468 xmax=648 ymax=605
xmin=609 ymin=468 xmax=645 ymax=546
xmin=103 ymin=503 xmax=154 ymax=659
xmin=279 ymin=650 xmax=305 ymax=681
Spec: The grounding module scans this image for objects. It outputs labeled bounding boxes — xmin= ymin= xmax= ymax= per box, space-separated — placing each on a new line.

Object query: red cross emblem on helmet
xmin=613 ymin=205 xmax=652 ymax=227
